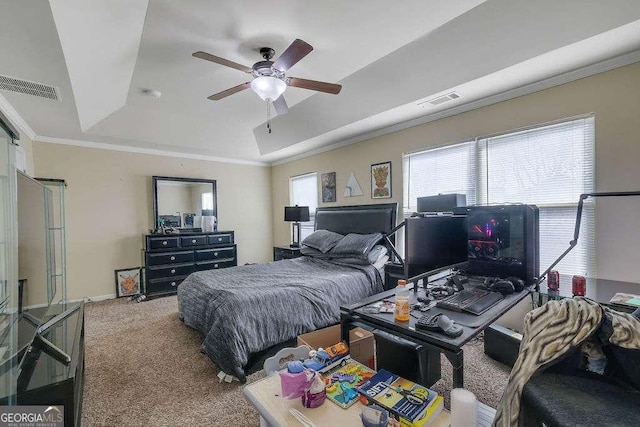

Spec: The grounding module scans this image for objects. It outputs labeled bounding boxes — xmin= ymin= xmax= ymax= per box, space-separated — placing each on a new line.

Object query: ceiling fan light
xmin=251 ymin=76 xmax=286 ymax=101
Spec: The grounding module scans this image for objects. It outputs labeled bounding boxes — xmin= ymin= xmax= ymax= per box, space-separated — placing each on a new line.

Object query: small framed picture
xmin=115 ymin=267 xmax=141 ymax=297
xmin=321 ymin=172 xmax=337 ymax=203
xmin=371 ymin=161 xmax=392 ymax=199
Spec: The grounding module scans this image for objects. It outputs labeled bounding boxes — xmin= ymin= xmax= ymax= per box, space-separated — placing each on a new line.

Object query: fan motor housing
xmin=252 ymin=60 xmax=274 ymax=75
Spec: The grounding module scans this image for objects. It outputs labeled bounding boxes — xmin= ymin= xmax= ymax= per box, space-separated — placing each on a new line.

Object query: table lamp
xmin=284 ymin=205 xmax=310 ymax=248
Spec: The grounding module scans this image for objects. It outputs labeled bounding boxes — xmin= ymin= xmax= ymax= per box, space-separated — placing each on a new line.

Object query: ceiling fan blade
xmin=207 ymin=82 xmax=251 ymax=100
xmin=272 ymin=95 xmax=289 ymax=115
xmin=192 ymin=51 xmax=252 ymax=73
xmin=287 ymin=77 xmax=342 ymax=95
xmin=272 ymin=39 xmax=313 ymax=72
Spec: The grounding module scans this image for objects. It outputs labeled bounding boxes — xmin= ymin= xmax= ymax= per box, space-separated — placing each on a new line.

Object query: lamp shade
xmin=284 ymin=206 xmax=310 ymax=222
xmin=251 ymin=76 xmax=286 ymax=101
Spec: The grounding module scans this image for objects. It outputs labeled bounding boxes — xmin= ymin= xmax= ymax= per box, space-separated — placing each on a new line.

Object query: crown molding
xmin=34 ymin=136 xmax=270 ymax=167
xmin=1 ymin=93 xmax=269 ymax=167
xmin=270 ymin=49 xmax=640 ymax=166
xmin=0 ymin=93 xmax=37 ymax=140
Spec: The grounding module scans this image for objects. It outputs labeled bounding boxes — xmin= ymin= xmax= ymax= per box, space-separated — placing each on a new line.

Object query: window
xmin=289 ymin=172 xmax=318 ymax=240
xmin=201 ymin=192 xmax=213 ymax=216
xmin=403 ymin=115 xmax=595 ymax=277
xmin=403 ymin=141 xmax=477 ymax=216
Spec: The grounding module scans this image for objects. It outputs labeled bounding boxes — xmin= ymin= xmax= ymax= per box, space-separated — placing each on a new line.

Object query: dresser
xmin=144 ymin=231 xmax=237 ymax=298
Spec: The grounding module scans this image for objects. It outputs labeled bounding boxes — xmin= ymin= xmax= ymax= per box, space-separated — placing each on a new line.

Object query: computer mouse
xmin=490 ymin=279 xmax=515 ymax=295
xmin=506 ymin=276 xmax=525 ymax=291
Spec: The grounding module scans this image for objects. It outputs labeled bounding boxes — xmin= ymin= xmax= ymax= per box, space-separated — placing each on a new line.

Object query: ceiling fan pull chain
xmin=266 ymin=101 xmax=272 ymax=134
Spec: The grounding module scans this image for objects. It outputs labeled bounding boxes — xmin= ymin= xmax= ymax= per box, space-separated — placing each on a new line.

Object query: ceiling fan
xmin=192 ymin=39 xmax=342 ymax=116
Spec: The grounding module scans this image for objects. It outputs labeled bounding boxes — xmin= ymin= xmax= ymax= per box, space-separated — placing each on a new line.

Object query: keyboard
xmin=436 ymin=288 xmax=503 ymax=315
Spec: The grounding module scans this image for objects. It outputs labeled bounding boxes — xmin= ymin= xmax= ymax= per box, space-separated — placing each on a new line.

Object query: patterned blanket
xmin=493 ymin=297 xmax=640 ymax=426
xmin=177 ymin=256 xmax=383 ymax=382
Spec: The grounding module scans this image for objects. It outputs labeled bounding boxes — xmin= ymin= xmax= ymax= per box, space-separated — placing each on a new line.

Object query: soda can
xmin=572 ymin=275 xmax=586 ymax=296
xmin=548 ymin=270 xmax=560 ymax=291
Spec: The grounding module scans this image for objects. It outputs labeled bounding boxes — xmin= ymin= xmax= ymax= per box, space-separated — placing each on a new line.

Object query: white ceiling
xmin=1 ymin=0 xmax=640 ymax=165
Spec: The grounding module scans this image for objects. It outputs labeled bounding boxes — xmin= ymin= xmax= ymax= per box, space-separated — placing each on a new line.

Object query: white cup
xmin=451 ymin=388 xmax=477 ymax=427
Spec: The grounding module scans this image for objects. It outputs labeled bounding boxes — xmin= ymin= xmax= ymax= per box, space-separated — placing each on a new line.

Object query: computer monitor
xmin=459 ymin=204 xmax=540 ymax=285
xmin=404 ymin=215 xmax=468 ymax=279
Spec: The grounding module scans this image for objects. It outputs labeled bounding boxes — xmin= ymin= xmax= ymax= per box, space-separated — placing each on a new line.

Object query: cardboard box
xmin=297 ymin=325 xmax=375 ymax=368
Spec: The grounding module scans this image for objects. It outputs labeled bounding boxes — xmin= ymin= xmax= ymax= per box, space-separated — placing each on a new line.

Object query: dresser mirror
xmin=152 ymin=176 xmax=217 ymax=231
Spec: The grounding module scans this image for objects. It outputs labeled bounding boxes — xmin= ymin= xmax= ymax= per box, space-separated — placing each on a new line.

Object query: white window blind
xmin=403 ymin=141 xmax=477 ymax=216
xmin=289 ymin=172 xmax=318 ymax=240
xmin=479 ymin=117 xmax=595 ymax=276
xmin=403 ymin=115 xmax=595 ymax=277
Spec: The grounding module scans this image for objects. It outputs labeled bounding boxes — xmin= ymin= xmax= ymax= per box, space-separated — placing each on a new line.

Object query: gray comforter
xmin=177 ymin=256 xmax=383 ymax=381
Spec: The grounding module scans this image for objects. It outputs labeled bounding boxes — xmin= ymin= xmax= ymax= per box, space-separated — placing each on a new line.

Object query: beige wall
xmin=32 ymin=143 xmax=272 ymax=300
xmin=272 ymin=62 xmax=640 ymax=283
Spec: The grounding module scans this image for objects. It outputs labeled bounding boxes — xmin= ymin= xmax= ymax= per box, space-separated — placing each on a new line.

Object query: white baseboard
xmin=74 ymin=294 xmax=117 ymax=304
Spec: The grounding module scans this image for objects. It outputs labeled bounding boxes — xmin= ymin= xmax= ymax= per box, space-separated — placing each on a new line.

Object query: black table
xmin=340 ymin=284 xmax=531 ymax=389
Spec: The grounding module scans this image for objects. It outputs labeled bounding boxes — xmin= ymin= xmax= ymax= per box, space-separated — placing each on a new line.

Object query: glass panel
xmin=17 ymin=173 xmax=55 ymax=308
xmin=0 ymin=128 xmax=18 ymax=403
xmin=37 ymin=179 xmax=67 ymax=304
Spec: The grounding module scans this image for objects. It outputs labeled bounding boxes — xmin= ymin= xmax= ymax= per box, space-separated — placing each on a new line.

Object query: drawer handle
xmin=162 ymin=240 xmax=168 ymax=246
xmin=214 ymin=264 xmax=219 ymax=268
xmin=214 ymin=252 xmax=218 ymax=257
xmin=170 ymin=256 xmax=176 ymax=261
xmin=171 ymin=282 xmax=177 ymax=287
xmin=192 ymin=239 xmax=197 ymax=243
xmin=171 ymin=269 xmax=176 ymax=274
xmin=218 ymin=237 xmax=222 ymax=241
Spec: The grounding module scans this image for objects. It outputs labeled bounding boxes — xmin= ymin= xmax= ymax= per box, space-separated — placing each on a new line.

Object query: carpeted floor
xmin=82 ymin=296 xmax=511 ymax=426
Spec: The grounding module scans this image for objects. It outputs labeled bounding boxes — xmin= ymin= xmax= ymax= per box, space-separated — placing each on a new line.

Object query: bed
xmin=177 ymin=203 xmax=397 ymax=381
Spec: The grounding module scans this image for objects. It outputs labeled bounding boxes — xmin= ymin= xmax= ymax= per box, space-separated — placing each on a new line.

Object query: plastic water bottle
xmin=395 ymin=280 xmax=410 ymax=322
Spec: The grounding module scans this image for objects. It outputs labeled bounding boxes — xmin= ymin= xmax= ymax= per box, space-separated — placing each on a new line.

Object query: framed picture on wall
xmin=321 ymin=172 xmax=337 ymax=203
xmin=115 ymin=267 xmax=141 ymax=297
xmin=371 ymin=161 xmax=392 ymax=199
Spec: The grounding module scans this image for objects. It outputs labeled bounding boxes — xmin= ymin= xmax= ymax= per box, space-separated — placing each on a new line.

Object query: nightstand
xmin=273 ymin=245 xmax=302 ymax=261
xmin=384 ymin=262 xmax=406 ymax=290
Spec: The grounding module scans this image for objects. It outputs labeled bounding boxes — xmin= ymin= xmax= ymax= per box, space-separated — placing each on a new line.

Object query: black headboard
xmin=314 ymin=203 xmax=398 ymax=238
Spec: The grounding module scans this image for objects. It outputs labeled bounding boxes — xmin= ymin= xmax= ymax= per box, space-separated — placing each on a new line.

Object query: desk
xmin=243 ymin=373 xmax=451 ymax=427
xmin=341 ymin=285 xmax=530 ymax=389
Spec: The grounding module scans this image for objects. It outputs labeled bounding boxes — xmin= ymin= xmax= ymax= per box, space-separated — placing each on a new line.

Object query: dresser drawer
xmin=208 ymin=233 xmax=233 ymax=245
xmin=195 ymin=246 xmax=236 ymax=262
xmin=194 ymin=259 xmax=237 ymax=271
xmin=147 ymin=251 xmax=194 ymax=266
xmin=180 ymin=236 xmax=207 ymax=247
xmin=146 ymin=263 xmax=194 ymax=280
xmin=147 ymin=276 xmax=188 ymax=294
xmin=148 ymin=236 xmax=179 ymax=250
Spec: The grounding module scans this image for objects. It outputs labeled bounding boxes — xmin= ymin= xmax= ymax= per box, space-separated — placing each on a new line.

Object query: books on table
xmin=356 ymin=369 xmax=443 ymax=427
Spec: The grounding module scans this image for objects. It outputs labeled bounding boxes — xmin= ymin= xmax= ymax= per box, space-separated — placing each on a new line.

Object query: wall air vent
xmin=0 ymin=75 xmax=60 ymax=101
xmin=418 ymin=91 xmax=460 ymax=107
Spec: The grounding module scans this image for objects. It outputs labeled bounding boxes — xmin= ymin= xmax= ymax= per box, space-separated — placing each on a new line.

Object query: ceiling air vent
xmin=418 ymin=91 xmax=460 ymax=107
xmin=0 ymin=75 xmax=60 ymax=101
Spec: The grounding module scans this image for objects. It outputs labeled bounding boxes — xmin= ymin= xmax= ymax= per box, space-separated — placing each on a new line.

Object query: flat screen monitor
xmin=404 ymin=215 xmax=468 ymax=279
xmin=461 ymin=204 xmax=539 ymax=285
